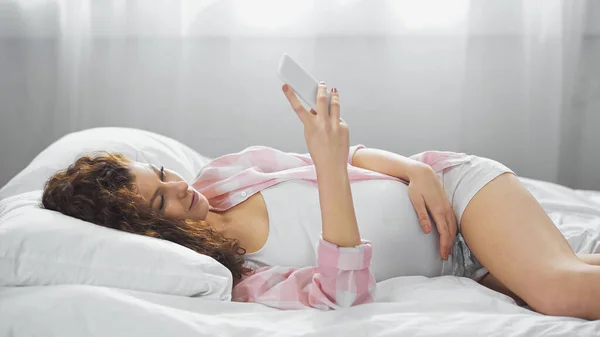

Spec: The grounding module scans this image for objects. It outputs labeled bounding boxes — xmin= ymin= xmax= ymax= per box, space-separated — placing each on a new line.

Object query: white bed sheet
xmin=2 ymin=177 xmax=600 ymax=337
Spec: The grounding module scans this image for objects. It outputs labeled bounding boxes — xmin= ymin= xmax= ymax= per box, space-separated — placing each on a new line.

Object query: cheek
xmin=164 ymin=201 xmax=187 ymax=219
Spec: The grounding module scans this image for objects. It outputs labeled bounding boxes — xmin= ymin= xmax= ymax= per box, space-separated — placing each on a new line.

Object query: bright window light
xmin=232 ymin=0 xmax=314 ymax=30
xmin=392 ymin=0 xmax=469 ymax=30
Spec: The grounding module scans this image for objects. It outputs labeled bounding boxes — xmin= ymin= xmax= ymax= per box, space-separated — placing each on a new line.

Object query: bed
xmin=1 ymin=127 xmax=599 ymax=337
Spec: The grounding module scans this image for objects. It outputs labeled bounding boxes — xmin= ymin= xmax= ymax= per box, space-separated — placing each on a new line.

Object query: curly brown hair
xmin=41 ymin=152 xmax=251 ymax=280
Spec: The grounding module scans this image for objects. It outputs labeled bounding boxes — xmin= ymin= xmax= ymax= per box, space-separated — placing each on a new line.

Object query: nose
xmin=165 ymin=180 xmax=189 ymax=198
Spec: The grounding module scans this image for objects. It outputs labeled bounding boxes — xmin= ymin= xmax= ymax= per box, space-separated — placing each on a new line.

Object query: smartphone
xmin=277 ymin=53 xmax=329 ymax=111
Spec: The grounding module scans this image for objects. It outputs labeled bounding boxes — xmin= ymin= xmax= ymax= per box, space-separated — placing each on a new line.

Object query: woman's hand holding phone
xmin=282 ymin=82 xmax=348 ymax=171
xmin=282 ymin=82 xmax=361 ymax=248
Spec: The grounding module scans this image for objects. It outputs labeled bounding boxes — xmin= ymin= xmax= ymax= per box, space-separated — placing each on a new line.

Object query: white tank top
xmin=245 ymin=179 xmax=454 ymax=282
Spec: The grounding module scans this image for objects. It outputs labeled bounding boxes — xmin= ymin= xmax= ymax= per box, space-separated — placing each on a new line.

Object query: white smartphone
xmin=277 ymin=53 xmax=329 ymax=111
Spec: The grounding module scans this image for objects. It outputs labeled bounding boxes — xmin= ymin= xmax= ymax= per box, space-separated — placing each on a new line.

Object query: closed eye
xmin=158 ymin=166 xmax=165 ymax=211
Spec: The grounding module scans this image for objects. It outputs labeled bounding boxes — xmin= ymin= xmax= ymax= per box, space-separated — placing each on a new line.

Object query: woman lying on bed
xmin=41 ymin=82 xmax=600 ymax=320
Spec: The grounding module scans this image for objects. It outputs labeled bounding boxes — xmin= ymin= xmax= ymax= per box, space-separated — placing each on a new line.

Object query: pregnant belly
xmin=351 ymin=179 xmax=450 ymax=282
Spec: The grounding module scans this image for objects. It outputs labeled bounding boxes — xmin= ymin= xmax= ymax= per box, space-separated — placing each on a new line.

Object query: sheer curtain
xmin=0 ymin=0 xmax=597 ymax=189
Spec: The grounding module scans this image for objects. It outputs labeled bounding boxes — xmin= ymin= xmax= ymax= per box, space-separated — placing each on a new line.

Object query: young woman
xmin=42 ymin=82 xmax=600 ymax=319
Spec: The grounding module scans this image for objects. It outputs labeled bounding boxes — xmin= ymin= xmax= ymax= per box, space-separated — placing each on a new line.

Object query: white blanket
xmin=2 ymin=177 xmax=600 ymax=337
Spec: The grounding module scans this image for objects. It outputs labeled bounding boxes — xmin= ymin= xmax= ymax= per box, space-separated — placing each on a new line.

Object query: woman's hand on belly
xmin=407 ymin=164 xmax=457 ymax=261
xmin=349 ymin=147 xmax=457 ymax=259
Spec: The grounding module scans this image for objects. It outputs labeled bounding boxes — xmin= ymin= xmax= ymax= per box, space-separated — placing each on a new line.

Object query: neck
xmin=205 ymin=210 xmax=235 ymax=237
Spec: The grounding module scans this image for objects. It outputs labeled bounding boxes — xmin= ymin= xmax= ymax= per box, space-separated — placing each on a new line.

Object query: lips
xmin=189 ymin=191 xmax=197 ymax=210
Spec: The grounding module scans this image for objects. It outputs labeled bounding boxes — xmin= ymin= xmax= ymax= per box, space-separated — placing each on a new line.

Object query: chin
xmin=197 ymin=201 xmax=209 ymax=220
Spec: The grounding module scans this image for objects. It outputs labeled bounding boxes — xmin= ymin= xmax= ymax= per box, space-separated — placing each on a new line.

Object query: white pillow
xmin=0 ymin=127 xmax=210 ymax=199
xmin=0 ymin=127 xmax=233 ymax=300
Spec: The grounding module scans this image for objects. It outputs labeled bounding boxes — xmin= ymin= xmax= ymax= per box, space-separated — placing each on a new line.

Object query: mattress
xmin=2 ymin=177 xmax=600 ymax=336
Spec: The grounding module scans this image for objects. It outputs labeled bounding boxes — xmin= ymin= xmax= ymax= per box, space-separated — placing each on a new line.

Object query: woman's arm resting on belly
xmin=352 ymin=147 xmax=457 ymax=260
xmin=352 ymin=147 xmax=425 ymax=182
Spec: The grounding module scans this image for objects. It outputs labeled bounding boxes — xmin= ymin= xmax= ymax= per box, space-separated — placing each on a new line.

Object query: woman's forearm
xmin=316 ymin=165 xmax=361 ymax=247
xmin=352 ymin=148 xmax=427 ymax=181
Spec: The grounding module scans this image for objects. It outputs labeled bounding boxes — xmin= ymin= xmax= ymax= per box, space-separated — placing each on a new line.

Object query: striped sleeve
xmin=231 ymin=237 xmax=376 ymax=310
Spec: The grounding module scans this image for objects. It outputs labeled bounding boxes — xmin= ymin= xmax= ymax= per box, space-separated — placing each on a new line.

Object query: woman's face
xmin=128 ymin=161 xmax=210 ymax=220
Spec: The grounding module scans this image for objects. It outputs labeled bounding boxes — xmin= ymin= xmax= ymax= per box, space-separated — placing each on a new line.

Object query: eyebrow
xmin=148 ymin=164 xmax=161 ymax=210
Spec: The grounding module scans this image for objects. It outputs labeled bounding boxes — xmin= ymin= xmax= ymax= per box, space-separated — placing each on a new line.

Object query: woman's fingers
xmin=410 ymin=193 xmax=432 ymax=234
xmin=408 ymin=167 xmax=458 ymax=260
xmin=430 ymin=206 xmax=451 ymax=260
xmin=329 ymin=87 xmax=340 ymax=121
xmin=283 ymin=81 xmax=344 ymax=135
xmin=282 ymin=84 xmax=310 ymax=124
xmin=316 ymin=81 xmax=329 ymax=121
xmin=411 ymin=186 xmax=455 ymax=260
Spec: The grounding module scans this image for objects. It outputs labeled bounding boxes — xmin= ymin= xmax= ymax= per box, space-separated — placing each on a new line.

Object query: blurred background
xmin=0 ymin=0 xmax=598 ymax=190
